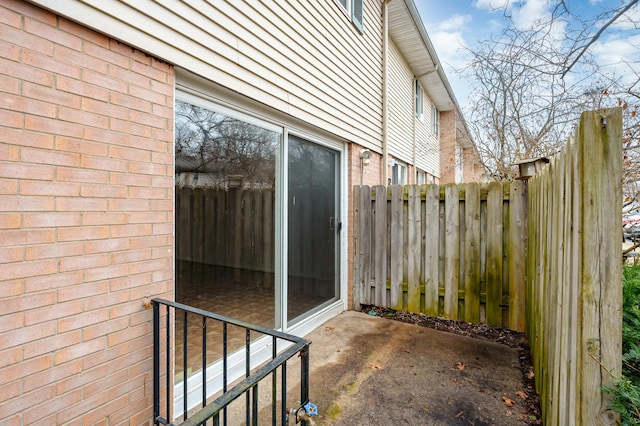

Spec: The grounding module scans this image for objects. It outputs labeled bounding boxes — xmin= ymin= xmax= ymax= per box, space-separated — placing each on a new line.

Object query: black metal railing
xmin=152 ymin=298 xmax=311 ymax=426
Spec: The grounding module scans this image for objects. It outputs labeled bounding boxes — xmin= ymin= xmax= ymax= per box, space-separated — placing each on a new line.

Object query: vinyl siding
xmin=387 ymin=40 xmax=414 ymax=164
xmin=29 ymin=0 xmax=384 ymax=149
xmin=416 ymin=98 xmax=440 ymax=176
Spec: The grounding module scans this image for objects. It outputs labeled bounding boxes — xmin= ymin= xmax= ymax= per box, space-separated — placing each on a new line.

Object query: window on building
xmin=417 ymin=170 xmax=426 ymax=184
xmin=391 ymin=161 xmax=407 ymax=185
xmin=337 ymin=0 xmax=364 ymax=33
xmin=415 ymin=80 xmax=424 ymax=119
xmin=432 ymin=103 xmax=439 ymax=135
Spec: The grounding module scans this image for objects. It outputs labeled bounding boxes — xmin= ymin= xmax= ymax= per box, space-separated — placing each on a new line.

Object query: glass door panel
xmin=174 ymin=99 xmax=280 ymax=372
xmin=287 ymin=135 xmax=340 ymax=324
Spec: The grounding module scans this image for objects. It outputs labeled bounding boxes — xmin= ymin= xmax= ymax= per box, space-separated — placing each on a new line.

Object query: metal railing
xmin=152 ymin=298 xmax=311 ymax=426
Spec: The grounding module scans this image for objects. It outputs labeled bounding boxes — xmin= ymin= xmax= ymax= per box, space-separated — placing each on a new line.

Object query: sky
xmin=414 ymin=0 xmax=640 ymax=111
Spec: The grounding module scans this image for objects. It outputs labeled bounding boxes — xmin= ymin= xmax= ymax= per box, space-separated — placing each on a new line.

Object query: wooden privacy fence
xmin=175 ymin=186 xmax=275 ymax=272
xmin=526 ymin=108 xmax=622 ymax=425
xmin=353 ymin=180 xmax=528 ymax=331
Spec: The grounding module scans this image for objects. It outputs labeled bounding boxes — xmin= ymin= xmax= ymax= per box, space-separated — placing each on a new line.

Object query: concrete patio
xmin=288 ymin=310 xmax=534 ymax=425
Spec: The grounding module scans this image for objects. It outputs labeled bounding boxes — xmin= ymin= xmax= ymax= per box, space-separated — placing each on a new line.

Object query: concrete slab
xmin=302 ymin=311 xmax=531 ymax=425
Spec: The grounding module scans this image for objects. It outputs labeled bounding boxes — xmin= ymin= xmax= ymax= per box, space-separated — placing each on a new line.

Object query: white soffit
xmin=388 ymin=0 xmax=456 ymax=112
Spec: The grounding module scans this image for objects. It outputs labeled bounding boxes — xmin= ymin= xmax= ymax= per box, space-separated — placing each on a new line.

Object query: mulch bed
xmin=361 ymin=305 xmax=542 ymax=425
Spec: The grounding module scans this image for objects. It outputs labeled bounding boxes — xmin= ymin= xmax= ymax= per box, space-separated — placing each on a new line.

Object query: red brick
xmin=0 ymin=178 xmax=18 ymax=195
xmin=110 ymin=223 xmax=152 ymax=239
xmin=54 ymin=45 xmax=107 ymax=74
xmin=57 ymin=281 xmax=108 ymax=302
xmin=55 ymin=197 xmax=109 ymax=212
xmin=82 ymin=342 xmax=127 ymax=370
xmin=23 ymin=359 xmax=82 ymax=392
xmin=0 ymin=354 xmax=51 ymax=386
xmin=0 ymin=347 xmax=21 ymax=369
xmin=130 ymin=134 xmax=168 ymax=153
xmin=0 ymin=23 xmax=53 ymax=55
xmin=22 ymin=48 xmax=82 ymax=79
xmin=108 ymin=144 xmax=151 ymax=163
xmin=84 ymin=369 xmax=128 ymax=400
xmin=128 ymin=186 xmax=165 ymax=200
xmin=0 ymin=109 xmax=23 ymax=128
xmin=54 ymin=337 xmax=105 ymax=365
xmin=59 ymin=17 xmax=109 ymax=48
xmin=55 ymin=363 xmax=104 ymax=395
xmin=23 ymin=81 xmax=81 ymax=109
xmin=25 ymin=16 xmax=82 ymax=50
xmin=59 ymin=253 xmax=110 ymax=272
xmin=109 ymin=300 xmax=143 ymax=320
xmin=109 ymin=273 xmax=151 ymax=292
xmin=108 ymin=39 xmax=150 ymax=65
xmin=0 ymin=56 xmax=54 ymax=86
xmin=25 ymin=115 xmax=83 ymax=138
xmin=0 ymin=194 xmax=56 ymax=212
xmin=3 ymin=0 xmax=57 ymax=26
xmin=24 ymin=271 xmax=83 ymax=293
xmin=111 ymin=248 xmax=151 ymax=265
xmin=58 ymin=309 xmax=109 ymax=333
xmin=55 ymin=135 xmax=108 ymax=156
xmin=18 ymin=294 xmax=74 ymax=324
xmin=150 ymin=199 xmax=174 ymax=212
xmin=23 ymin=212 xmax=82 ymax=228
xmin=58 ymin=106 xmax=109 ymax=129
xmin=23 ymin=330 xmax=82 ymax=359
xmin=0 ymin=127 xmax=54 ymax=149
xmin=0 ymin=385 xmax=54 ymax=419
xmin=26 ymin=242 xmax=82 ymax=261
xmin=81 ymin=97 xmax=129 ymax=121
xmin=20 ymin=180 xmax=79 ymax=196
xmin=127 ymin=212 xmax=166 ymax=224
xmin=0 ymin=74 xmax=20 ymax=94
xmin=0 ymin=381 xmax=21 ymax=405
xmin=0 ymin=144 xmax=19 ymax=161
xmin=82 ymin=316 xmax=128 ymax=341
xmin=129 ymin=84 xmax=166 ymax=106
xmin=129 ymin=235 xmax=168 ymax=250
xmin=83 ymin=264 xmax=130 ymax=283
xmin=130 ymin=59 xmax=167 ymax=82
xmin=80 ymin=183 xmax=127 ymax=199
xmin=0 ymin=322 xmax=56 ymax=350
xmin=0 ymin=4 xmax=22 ymax=28
xmin=24 ymin=388 xmax=83 ymax=424
xmin=83 ymin=126 xmax=131 ymax=147
xmin=151 ymin=128 xmax=174 ymax=146
xmin=81 ymin=212 xmax=127 ymax=226
xmin=84 ymin=42 xmax=129 ymax=69
xmin=0 ymin=246 xmax=22 ymax=263
xmin=0 ymin=92 xmax=56 ymax=118
xmin=110 ymin=118 xmax=151 ymax=138
xmin=84 ymin=237 xmax=130 ymax=254
xmin=130 ymin=109 xmax=167 ymax=129
xmin=0 ymin=259 xmax=58 ymax=281
xmin=55 ymin=389 xmax=108 ymax=424
xmin=109 ymin=172 xmax=150 ymax=187
xmin=56 ymin=75 xmax=109 ymax=101
xmin=116 ymin=398 xmax=154 ymax=426
xmin=128 ymin=160 xmax=165 ymax=175
xmin=22 ymin=146 xmax=80 ymax=167
xmin=57 ymin=225 xmax=109 ymax=242
xmin=152 ymin=223 xmax=173 ymax=235
xmin=107 ymin=198 xmax=149 ymax=212
xmin=0 ymin=38 xmax=21 ymax=62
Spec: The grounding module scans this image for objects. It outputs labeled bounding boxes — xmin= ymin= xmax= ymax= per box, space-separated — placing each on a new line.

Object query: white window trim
xmin=415 ymin=80 xmax=424 ymax=120
xmin=336 ymin=0 xmax=364 ymax=33
xmin=432 ymin=103 xmax=439 ymax=136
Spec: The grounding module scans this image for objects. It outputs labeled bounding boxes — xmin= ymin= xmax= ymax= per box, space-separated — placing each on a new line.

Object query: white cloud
xmin=610 ymin=3 xmax=640 ymax=31
xmin=434 ymin=14 xmax=473 ymax=32
xmin=473 ymin=0 xmax=510 ymax=11
xmin=430 ymin=30 xmax=469 ymax=70
xmin=511 ymin=0 xmax=552 ymax=29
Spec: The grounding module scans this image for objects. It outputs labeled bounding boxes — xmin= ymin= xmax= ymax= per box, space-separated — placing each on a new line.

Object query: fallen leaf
xmin=450 ymin=378 xmax=458 ymax=383
xmin=502 ymin=396 xmax=515 ymax=407
xmin=527 ymin=370 xmax=535 ymax=379
xmin=505 ymin=410 xmax=513 ymax=417
xmin=325 ymin=326 xmax=335 ymax=331
xmin=403 ymin=349 xmax=411 ymax=353
xmin=516 ymin=390 xmax=528 ymax=400
xmin=475 ymin=365 xmax=483 ymax=369
xmin=456 ymin=362 xmax=465 ymax=370
xmin=368 ymin=363 xmax=382 ymax=370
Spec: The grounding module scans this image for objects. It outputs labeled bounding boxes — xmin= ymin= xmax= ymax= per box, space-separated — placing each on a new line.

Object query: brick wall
xmin=0 ymin=1 xmax=174 ymax=424
xmin=438 ymin=110 xmax=457 ymax=183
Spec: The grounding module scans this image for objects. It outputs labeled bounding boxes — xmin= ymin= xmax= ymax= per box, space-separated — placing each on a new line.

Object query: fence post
xmin=578 ymin=108 xmax=622 ymax=424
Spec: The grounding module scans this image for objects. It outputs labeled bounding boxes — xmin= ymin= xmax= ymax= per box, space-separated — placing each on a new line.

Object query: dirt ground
xmin=301 ymin=308 xmax=542 ymax=425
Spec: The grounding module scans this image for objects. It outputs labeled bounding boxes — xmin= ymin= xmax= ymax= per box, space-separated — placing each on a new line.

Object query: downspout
xmin=382 ymin=0 xmax=391 ymax=185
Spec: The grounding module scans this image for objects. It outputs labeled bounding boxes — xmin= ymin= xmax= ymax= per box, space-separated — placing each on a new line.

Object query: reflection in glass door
xmin=287 ymin=135 xmax=340 ymax=325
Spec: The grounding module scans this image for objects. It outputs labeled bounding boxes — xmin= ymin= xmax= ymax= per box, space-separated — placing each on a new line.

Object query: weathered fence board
xmin=526 ymin=108 xmax=622 ymax=425
xmin=354 ymin=180 xmax=528 ymax=330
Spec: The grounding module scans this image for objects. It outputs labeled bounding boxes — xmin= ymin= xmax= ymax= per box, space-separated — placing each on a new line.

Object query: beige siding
xmin=387 ymin=40 xmax=414 ymax=163
xmin=415 ymin=96 xmax=440 ymax=176
xmin=30 ymin=0 xmax=384 ymax=149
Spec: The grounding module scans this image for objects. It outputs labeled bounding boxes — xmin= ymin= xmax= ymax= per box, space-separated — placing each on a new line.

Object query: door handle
xmin=330 ymin=217 xmax=342 ymax=231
